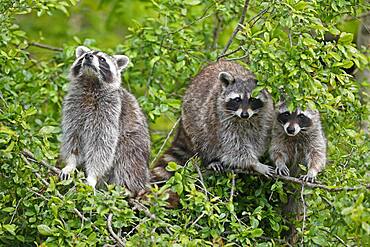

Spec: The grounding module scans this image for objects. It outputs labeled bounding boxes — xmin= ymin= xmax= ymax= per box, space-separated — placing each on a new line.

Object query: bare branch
xmin=107 ymin=214 xmax=126 ymax=247
xmin=150 ymin=118 xmax=180 ymax=167
xmin=222 ymin=168 xmax=370 ymax=192
xmin=219 ymin=0 xmax=250 ymax=57
xmin=29 ymin=42 xmax=63 ymax=52
xmin=23 ymin=149 xmax=61 ymax=174
xmin=300 ymin=185 xmax=306 ymax=245
xmin=230 ymin=172 xmax=236 ymax=202
xmin=195 ymin=164 xmax=209 ymax=200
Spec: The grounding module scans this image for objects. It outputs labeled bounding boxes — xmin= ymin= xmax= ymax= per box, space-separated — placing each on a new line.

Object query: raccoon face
xmin=71 ymin=46 xmax=129 ymax=85
xmin=219 ymin=71 xmax=266 ymax=119
xmin=276 ymin=102 xmax=314 ymax=136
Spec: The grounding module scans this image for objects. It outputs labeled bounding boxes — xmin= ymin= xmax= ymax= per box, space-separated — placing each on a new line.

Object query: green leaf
xmin=37 ymin=224 xmax=53 ymax=236
xmin=3 ymin=224 xmax=17 ymax=235
xmin=338 ymin=33 xmax=353 ymax=45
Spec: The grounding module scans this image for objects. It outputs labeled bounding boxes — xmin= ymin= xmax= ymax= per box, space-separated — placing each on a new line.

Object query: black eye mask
xmin=277 ymin=111 xmax=313 ymax=128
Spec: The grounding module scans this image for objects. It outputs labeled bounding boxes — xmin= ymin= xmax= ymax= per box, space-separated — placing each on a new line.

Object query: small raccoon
xmin=60 ymin=46 xmax=150 ymax=195
xmin=269 ymin=101 xmax=327 ymax=182
xmin=151 ymin=60 xmax=275 ymax=182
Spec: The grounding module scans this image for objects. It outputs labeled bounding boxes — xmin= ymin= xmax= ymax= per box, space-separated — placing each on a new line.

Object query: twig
xmin=125 ymin=218 xmax=150 ymax=237
xmin=300 ymin=185 xmax=306 ymax=246
xmin=230 ymin=172 xmax=236 ymax=202
xmin=226 ymin=53 xmax=249 ymax=61
xmin=195 ymin=164 xmax=209 ymax=200
xmin=29 ymin=42 xmax=63 ymax=52
xmin=170 ymin=3 xmax=215 ymax=35
xmin=321 ymin=228 xmax=349 ymax=247
xmin=128 ymin=199 xmax=156 ymax=220
xmin=190 ymin=211 xmax=206 ymax=228
xmin=21 ymin=153 xmax=100 ymax=232
xmin=211 ymin=13 xmax=222 ymax=49
xmin=9 ymin=198 xmax=22 ymax=224
xmin=248 ymin=7 xmax=270 ymax=28
xmin=225 ymin=168 xmax=370 ymax=192
xmin=107 ymin=214 xmax=126 ymax=247
xmin=219 ymin=0 xmax=250 ymax=57
xmin=150 ymin=118 xmax=180 ymax=167
xmin=218 ymin=46 xmax=243 ymax=60
xmin=23 ymin=149 xmax=61 ymax=174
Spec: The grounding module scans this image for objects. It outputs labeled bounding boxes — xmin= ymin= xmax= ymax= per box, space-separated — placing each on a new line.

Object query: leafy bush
xmin=0 ymin=0 xmax=369 ymax=246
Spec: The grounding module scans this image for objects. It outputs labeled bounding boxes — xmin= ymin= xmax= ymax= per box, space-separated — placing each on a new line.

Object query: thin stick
xmin=23 ymin=149 xmax=61 ymax=174
xmin=29 ymin=42 xmax=63 ymax=52
xmin=226 ymin=168 xmax=370 ymax=192
xmin=107 ymin=214 xmax=126 ymax=247
xmin=230 ymin=172 xmax=236 ymax=202
xmin=195 ymin=164 xmax=209 ymax=200
xmin=190 ymin=211 xmax=206 ymax=227
xmin=321 ymin=228 xmax=349 ymax=247
xmin=300 ymin=185 xmax=306 ymax=246
xmin=150 ymin=118 xmax=180 ymax=167
xmin=219 ymin=0 xmax=250 ymax=57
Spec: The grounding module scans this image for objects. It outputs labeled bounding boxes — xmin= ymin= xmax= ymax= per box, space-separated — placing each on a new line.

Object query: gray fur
xmin=151 ymin=60 xmax=275 ymax=180
xmin=269 ymin=103 xmax=327 ymax=182
xmin=60 ymin=46 xmax=150 ymax=195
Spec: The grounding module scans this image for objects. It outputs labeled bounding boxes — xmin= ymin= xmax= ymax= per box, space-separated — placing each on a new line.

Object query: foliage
xmin=0 ymin=0 xmax=369 ymax=246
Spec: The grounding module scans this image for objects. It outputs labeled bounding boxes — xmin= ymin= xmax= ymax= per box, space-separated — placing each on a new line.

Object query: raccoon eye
xmin=297 ymin=114 xmax=305 ymax=119
xmin=99 ymin=57 xmax=106 ymax=62
xmin=281 ymin=112 xmax=290 ymax=117
xmin=234 ymin=97 xmax=242 ymax=102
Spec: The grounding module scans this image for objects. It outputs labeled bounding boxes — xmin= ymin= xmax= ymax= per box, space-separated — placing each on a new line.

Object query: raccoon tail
xmin=150 ymin=120 xmax=193 ymax=183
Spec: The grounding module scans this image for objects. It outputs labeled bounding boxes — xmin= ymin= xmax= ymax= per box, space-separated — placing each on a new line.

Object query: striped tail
xmin=150 ymin=120 xmax=194 ymax=183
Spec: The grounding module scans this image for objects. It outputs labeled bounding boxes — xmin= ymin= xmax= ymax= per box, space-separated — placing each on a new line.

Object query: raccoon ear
xmin=76 ymin=46 xmax=90 ymax=58
xmin=218 ymin=72 xmax=234 ymax=86
xmin=277 ymin=100 xmax=288 ymax=112
xmin=113 ymin=55 xmax=130 ymax=71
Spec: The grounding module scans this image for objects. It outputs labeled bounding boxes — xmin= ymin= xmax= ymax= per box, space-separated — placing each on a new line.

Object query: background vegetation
xmin=0 ymin=0 xmax=369 ymax=246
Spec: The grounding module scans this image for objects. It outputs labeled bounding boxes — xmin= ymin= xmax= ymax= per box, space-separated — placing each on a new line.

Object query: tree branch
xmin=219 ymin=0 xmax=250 ymax=57
xmin=29 ymin=42 xmax=63 ymax=52
xmin=223 ymin=168 xmax=370 ymax=192
xmin=107 ymin=214 xmax=126 ymax=247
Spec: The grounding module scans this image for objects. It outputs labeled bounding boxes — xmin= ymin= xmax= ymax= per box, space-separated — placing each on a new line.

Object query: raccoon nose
xmin=84 ymin=53 xmax=93 ymax=60
xmin=287 ymin=126 xmax=295 ymax=134
xmin=240 ymin=112 xmax=249 ymax=118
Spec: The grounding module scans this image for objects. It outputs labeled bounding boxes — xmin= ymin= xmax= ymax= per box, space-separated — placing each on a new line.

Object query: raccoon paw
xmin=299 ymin=174 xmax=316 ymax=183
xmin=276 ymin=165 xmax=290 ymax=176
xmin=207 ymin=161 xmax=225 ymax=173
xmin=254 ymin=163 xmax=276 ymax=178
xmin=59 ymin=170 xmax=71 ymax=180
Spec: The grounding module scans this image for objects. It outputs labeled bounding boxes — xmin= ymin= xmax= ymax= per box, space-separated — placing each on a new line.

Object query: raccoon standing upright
xmin=151 ymin=60 xmax=275 ymax=182
xmin=269 ymin=100 xmax=327 ymax=181
xmin=60 ymin=46 xmax=150 ymax=195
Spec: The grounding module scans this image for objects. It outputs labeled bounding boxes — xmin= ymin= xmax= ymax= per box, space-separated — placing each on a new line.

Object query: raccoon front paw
xmin=59 ymin=170 xmax=71 ymax=180
xmin=299 ymin=174 xmax=316 ymax=183
xmin=254 ymin=163 xmax=276 ymax=178
xmin=275 ymin=165 xmax=290 ymax=176
xmin=207 ymin=161 xmax=225 ymax=173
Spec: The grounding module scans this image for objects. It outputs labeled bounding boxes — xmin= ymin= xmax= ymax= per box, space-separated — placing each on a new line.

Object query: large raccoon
xmin=60 ymin=46 xmax=150 ymax=195
xmin=151 ymin=60 xmax=275 ymax=182
xmin=269 ymin=101 xmax=327 ymax=182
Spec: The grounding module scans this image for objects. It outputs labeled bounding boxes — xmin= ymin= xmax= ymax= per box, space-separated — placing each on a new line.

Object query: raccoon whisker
xmin=221 ymin=114 xmax=237 ymax=123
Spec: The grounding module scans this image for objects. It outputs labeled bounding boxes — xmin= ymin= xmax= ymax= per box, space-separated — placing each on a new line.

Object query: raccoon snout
xmin=84 ymin=53 xmax=93 ymax=60
xmin=240 ymin=112 xmax=249 ymax=118
xmin=286 ymin=126 xmax=295 ymax=135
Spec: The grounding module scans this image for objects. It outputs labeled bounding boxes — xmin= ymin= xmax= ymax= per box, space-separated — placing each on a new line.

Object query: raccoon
xmin=151 ymin=60 xmax=275 ymax=182
xmin=59 ymin=46 xmax=150 ymax=195
xmin=269 ymin=101 xmax=327 ymax=182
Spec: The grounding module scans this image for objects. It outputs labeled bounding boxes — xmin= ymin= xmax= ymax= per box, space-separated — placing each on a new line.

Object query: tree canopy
xmin=0 ymin=0 xmax=369 ymax=246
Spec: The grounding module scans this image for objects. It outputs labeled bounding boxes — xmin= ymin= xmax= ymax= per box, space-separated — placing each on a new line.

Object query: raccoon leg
xmin=300 ymin=149 xmax=326 ymax=183
xmin=274 ymin=157 xmax=290 ymax=176
xmin=60 ymin=154 xmax=77 ymax=180
xmin=252 ymin=162 xmax=275 ymax=178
